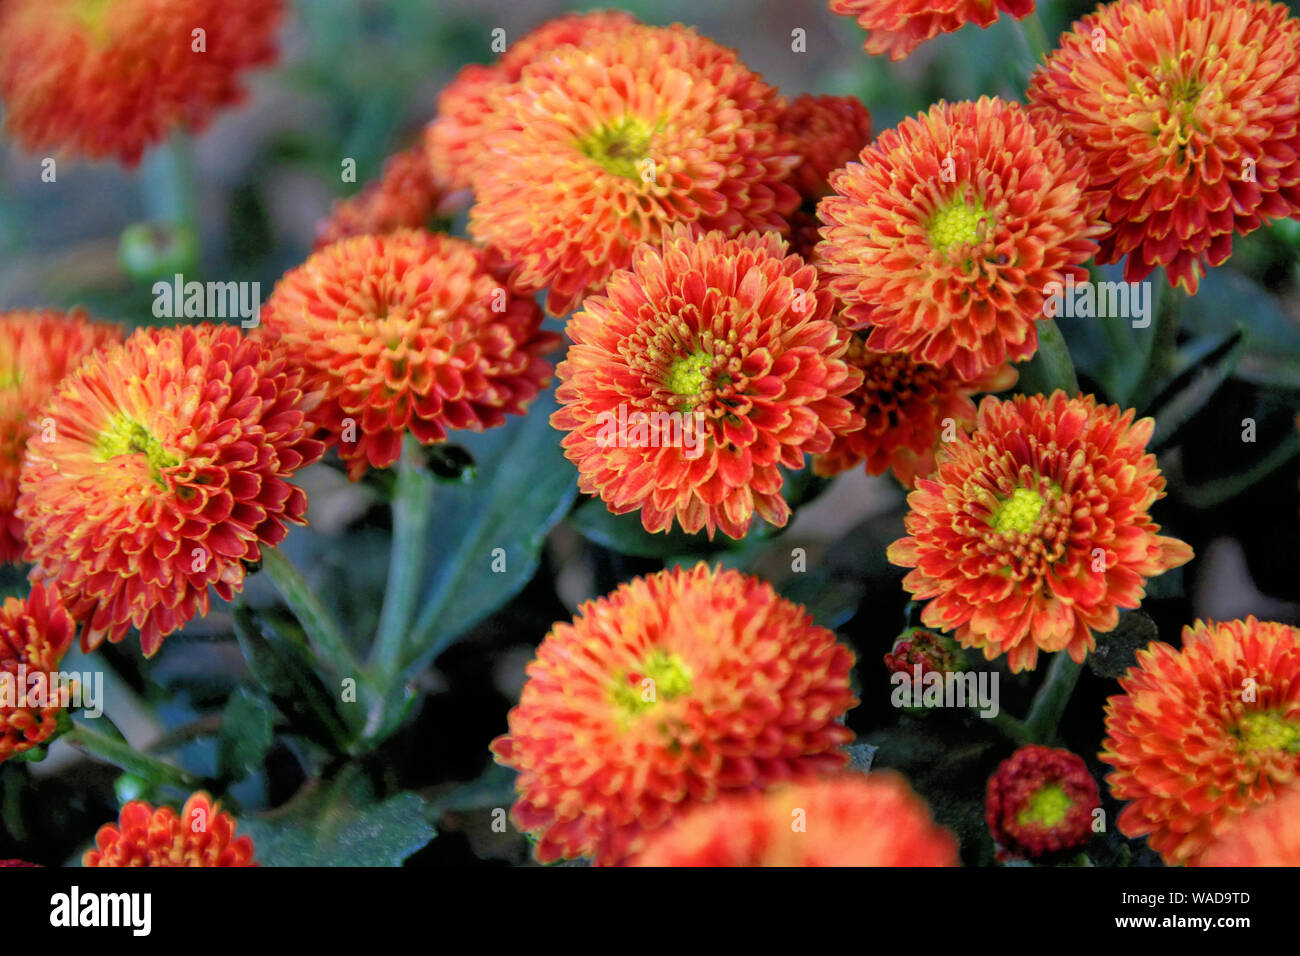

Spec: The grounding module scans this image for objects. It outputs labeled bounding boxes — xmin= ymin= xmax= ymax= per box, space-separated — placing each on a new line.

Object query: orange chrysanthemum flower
xmin=1200 ymin=784 xmax=1300 ymax=866
xmin=84 ymin=792 xmax=256 ymax=866
xmin=468 ymin=23 xmax=799 ymax=315
xmin=491 ymin=563 xmax=858 ymax=866
xmin=1027 ymin=0 xmax=1300 ymax=294
xmin=632 ymin=773 xmax=958 ymax=866
xmin=0 ymin=310 xmax=123 ymax=564
xmin=0 ymin=0 xmax=284 ymax=165
xmin=314 ymin=143 xmax=458 ymax=250
xmin=887 ymin=391 xmax=1193 ymax=673
xmin=817 ymin=97 xmax=1104 ymax=380
xmin=985 ymin=745 xmax=1100 ymax=861
xmin=18 ymin=324 xmax=324 ymax=656
xmin=778 ymin=94 xmax=874 ymax=261
xmin=425 ymin=10 xmax=641 ymax=193
xmin=551 ymin=228 xmax=863 ymax=540
xmin=262 ymin=230 xmax=559 ymax=480
xmin=829 ymin=0 xmax=1035 ymax=61
xmin=1101 ymin=617 xmax=1300 ymax=866
xmin=813 ymin=334 xmax=1016 ymax=487
xmin=0 ymin=584 xmax=76 ymax=764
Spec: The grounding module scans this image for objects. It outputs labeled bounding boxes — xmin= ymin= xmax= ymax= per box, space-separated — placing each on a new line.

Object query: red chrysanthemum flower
xmin=425 ymin=10 xmax=641 ymax=193
xmin=1027 ymin=0 xmax=1300 ymax=294
xmin=551 ymin=228 xmax=863 ymax=540
xmin=0 ymin=0 xmax=284 ymax=165
xmin=491 ymin=563 xmax=858 ymax=866
xmin=84 ymin=792 xmax=256 ymax=866
xmin=0 ymin=859 xmax=38 ymax=866
xmin=813 ymin=333 xmax=1016 ymax=487
xmin=262 ymin=229 xmax=559 ymax=480
xmin=632 ymin=773 xmax=958 ymax=866
xmin=468 ymin=23 xmax=800 ymax=315
xmin=887 ymin=391 xmax=1193 ymax=673
xmin=884 ymin=626 xmax=964 ymax=679
xmin=817 ymin=97 xmax=1104 ymax=380
xmin=829 ymin=0 xmax=1035 ymax=61
xmin=778 ymin=94 xmax=873 ymax=260
xmin=0 ymin=310 xmax=123 ymax=564
xmin=1101 ymin=617 xmax=1300 ymax=866
xmin=1199 ymin=784 xmax=1300 ymax=866
xmin=18 ymin=324 xmax=325 ymax=656
xmin=314 ymin=143 xmax=460 ymax=250
xmin=985 ymin=745 xmax=1100 ymax=861
xmin=0 ymin=584 xmax=76 ymax=765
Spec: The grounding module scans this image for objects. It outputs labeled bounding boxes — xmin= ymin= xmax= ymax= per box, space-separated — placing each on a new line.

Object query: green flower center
xmin=577 ymin=117 xmax=654 ymax=180
xmin=96 ymin=416 xmax=179 ymax=487
xmin=610 ymin=650 xmax=693 ymax=718
xmin=1237 ymin=711 xmax=1300 ymax=754
xmin=991 ymin=487 xmax=1045 ymax=535
xmin=928 ymin=195 xmax=991 ymax=251
xmin=0 ymin=366 xmax=20 ymax=389
xmin=665 ymin=351 xmax=714 ymax=401
xmin=1016 ymin=784 xmax=1072 ymax=828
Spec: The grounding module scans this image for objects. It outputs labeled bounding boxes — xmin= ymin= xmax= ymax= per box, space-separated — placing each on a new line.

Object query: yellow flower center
xmin=578 ymin=117 xmax=654 ymax=180
xmin=665 ymin=351 xmax=714 ymax=401
xmin=1016 ymin=784 xmax=1072 ymax=828
xmin=610 ymin=649 xmax=693 ymax=718
xmin=0 ymin=366 xmax=20 ymax=389
xmin=72 ymin=0 xmax=117 ymax=43
xmin=1237 ymin=711 xmax=1300 ymax=754
xmin=928 ymin=195 xmax=991 ymax=252
xmin=96 ymin=416 xmax=179 ymax=487
xmin=991 ymin=487 xmax=1045 ymax=535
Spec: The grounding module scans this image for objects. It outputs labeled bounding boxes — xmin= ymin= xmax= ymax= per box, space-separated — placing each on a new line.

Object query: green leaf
xmin=1178 ymin=268 xmax=1300 ymax=390
xmin=407 ymin=388 xmax=577 ymax=665
xmin=233 ymin=604 xmax=352 ymax=754
xmin=1147 ymin=327 xmax=1246 ymax=449
xmin=569 ymin=498 xmax=735 ymax=559
xmin=846 ymin=743 xmax=877 ymax=774
xmin=217 ymin=688 xmax=275 ymax=782
xmin=241 ymin=766 xmax=436 ymax=867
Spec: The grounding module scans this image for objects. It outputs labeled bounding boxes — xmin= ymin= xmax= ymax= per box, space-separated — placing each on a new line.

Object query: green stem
xmin=1020 ymin=317 xmax=1080 ymax=396
xmin=364 ymin=437 xmax=436 ymax=741
xmin=1132 ymin=275 xmax=1178 ymax=410
xmin=65 ymin=723 xmax=203 ymax=791
xmin=982 ymin=708 xmax=1033 ymax=746
xmin=140 ymin=131 xmax=200 ymax=267
xmin=1014 ymin=9 xmax=1051 ymax=69
xmin=261 ymin=548 xmax=357 ymax=679
xmin=1024 ymin=652 xmax=1084 ymax=744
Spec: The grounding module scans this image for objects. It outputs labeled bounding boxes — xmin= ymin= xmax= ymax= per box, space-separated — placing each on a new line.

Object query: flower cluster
xmin=84 ymin=793 xmax=257 ymax=866
xmin=0 ymin=584 xmax=76 ymax=764
xmin=830 ymin=0 xmax=1036 ymax=61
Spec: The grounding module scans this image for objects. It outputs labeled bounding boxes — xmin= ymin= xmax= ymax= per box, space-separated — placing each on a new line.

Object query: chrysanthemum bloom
xmin=84 ymin=793 xmax=256 ymax=866
xmin=0 ymin=584 xmax=76 ymax=764
xmin=817 ymin=97 xmax=1104 ymax=380
xmin=18 ymin=325 xmax=325 ymax=656
xmin=262 ymin=229 xmax=558 ymax=480
xmin=0 ymin=0 xmax=284 ymax=165
xmin=491 ymin=563 xmax=858 ymax=866
xmin=314 ymin=143 xmax=459 ymax=250
xmin=1101 ymin=617 xmax=1300 ymax=865
xmin=0 ymin=310 xmax=123 ymax=563
xmin=425 ymin=10 xmax=641 ymax=193
xmin=1027 ymin=0 xmax=1300 ymax=294
xmin=0 ymin=860 xmax=38 ymax=866
xmin=778 ymin=94 xmax=873 ymax=260
xmin=813 ymin=334 xmax=1016 ymax=487
xmin=829 ymin=0 xmax=1035 ymax=61
xmin=551 ymin=229 xmax=862 ymax=540
xmin=632 ymin=773 xmax=957 ymax=866
xmin=887 ymin=391 xmax=1193 ymax=673
xmin=884 ymin=627 xmax=963 ymax=679
xmin=469 ymin=23 xmax=800 ymax=315
xmin=985 ymin=745 xmax=1100 ymax=861
xmin=1199 ymin=784 xmax=1300 ymax=866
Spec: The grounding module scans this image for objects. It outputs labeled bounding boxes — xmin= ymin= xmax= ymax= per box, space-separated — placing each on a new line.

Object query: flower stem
xmin=1024 ymin=652 xmax=1084 ymax=744
xmin=261 ymin=547 xmax=357 ymax=680
xmin=364 ymin=437 xmax=436 ymax=742
xmin=1013 ymin=9 xmax=1052 ymax=72
xmin=1020 ymin=317 xmax=1080 ymax=396
xmin=64 ymin=723 xmax=204 ymax=792
xmin=983 ymin=708 xmax=1033 ymax=746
